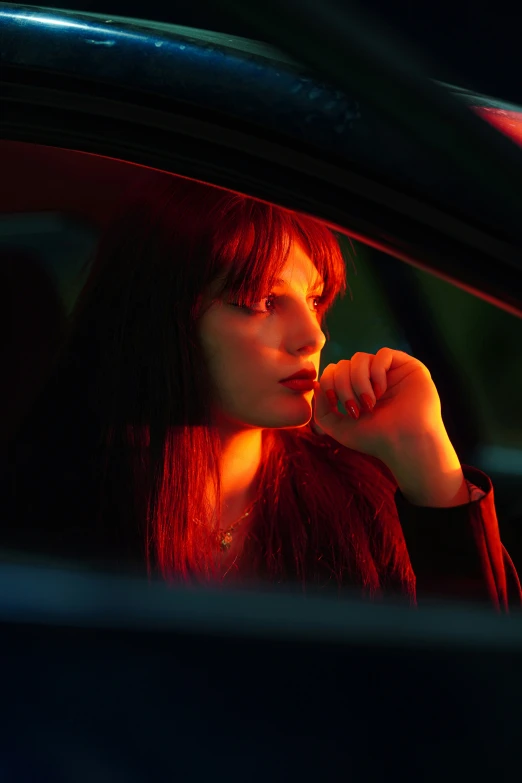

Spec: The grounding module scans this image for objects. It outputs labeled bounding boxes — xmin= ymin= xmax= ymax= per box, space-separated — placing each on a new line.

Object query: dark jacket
xmin=395 ymin=464 xmax=522 ymax=611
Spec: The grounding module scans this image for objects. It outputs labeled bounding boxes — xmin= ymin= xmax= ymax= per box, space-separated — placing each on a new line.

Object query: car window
xmin=0 ymin=211 xmax=96 ymax=316
xmin=320 ymin=236 xmax=413 ymax=368
xmin=411 ymin=266 xmax=522 ymax=454
xmin=2 ymin=141 xmax=521 ymax=582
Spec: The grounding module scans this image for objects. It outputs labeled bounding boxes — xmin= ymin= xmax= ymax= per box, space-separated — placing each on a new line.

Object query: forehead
xmin=275 ymin=242 xmax=324 ymax=290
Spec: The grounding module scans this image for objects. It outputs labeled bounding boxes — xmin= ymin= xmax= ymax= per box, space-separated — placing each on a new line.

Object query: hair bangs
xmin=209 ymin=197 xmax=347 ymax=310
xmin=288 ymin=213 xmax=348 ymax=311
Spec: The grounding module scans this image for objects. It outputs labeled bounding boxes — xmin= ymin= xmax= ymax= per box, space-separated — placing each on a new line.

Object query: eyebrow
xmin=272 ymin=277 xmax=325 ymax=292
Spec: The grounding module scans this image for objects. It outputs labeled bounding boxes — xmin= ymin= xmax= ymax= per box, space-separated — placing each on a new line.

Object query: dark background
xmin=21 ymin=0 xmax=522 ymax=104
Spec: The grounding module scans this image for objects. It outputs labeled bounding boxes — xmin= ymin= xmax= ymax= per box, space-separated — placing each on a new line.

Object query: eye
xmin=228 ymin=294 xmax=277 ymax=314
xmin=257 ymin=295 xmax=277 ymax=313
xmin=229 ymin=293 xmax=326 ymax=315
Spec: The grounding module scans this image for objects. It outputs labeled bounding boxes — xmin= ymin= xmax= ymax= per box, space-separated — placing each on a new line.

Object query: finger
xmin=314 ymin=365 xmax=344 ymax=422
xmin=370 ymin=347 xmax=394 ymax=400
xmin=312 ymin=380 xmax=334 ymax=421
xmin=328 ymin=360 xmax=360 ymax=421
xmin=313 ymin=382 xmax=344 ymax=425
xmin=374 ymin=348 xmax=425 ymax=376
xmin=347 ymin=352 xmax=377 ymax=413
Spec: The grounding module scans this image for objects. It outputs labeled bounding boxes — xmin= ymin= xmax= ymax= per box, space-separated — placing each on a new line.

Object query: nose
xmin=285 ymin=303 xmax=326 ymax=357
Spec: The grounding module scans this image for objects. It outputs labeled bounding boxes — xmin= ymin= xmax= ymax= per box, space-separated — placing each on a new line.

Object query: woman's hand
xmin=313 ymin=348 xmax=469 ymax=506
xmin=313 ymin=348 xmax=443 ymax=460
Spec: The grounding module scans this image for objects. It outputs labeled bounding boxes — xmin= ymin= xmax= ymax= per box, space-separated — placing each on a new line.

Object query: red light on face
xmin=473 ymin=106 xmax=522 ymax=148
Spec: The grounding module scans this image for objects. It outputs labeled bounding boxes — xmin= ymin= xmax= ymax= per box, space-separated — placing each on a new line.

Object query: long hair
xmin=15 ymin=171 xmax=415 ymax=600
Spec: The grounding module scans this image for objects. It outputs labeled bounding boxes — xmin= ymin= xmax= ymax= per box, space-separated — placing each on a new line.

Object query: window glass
xmin=0 ymin=212 xmax=97 ymax=315
xmin=2 ymin=141 xmax=520 ymax=580
xmin=321 ymin=237 xmax=412 ymax=372
xmin=411 ymin=265 xmax=522 ymax=463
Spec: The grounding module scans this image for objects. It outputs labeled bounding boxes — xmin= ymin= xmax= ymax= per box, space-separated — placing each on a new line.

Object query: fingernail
xmin=360 ymin=393 xmax=375 ymax=413
xmin=325 ymin=389 xmax=338 ymax=411
xmin=344 ymin=400 xmax=360 ymax=419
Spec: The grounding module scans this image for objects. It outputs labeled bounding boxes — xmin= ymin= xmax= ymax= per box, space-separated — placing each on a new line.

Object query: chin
xmin=261 ymin=408 xmax=313 ymax=430
xmin=225 ymin=396 xmax=313 ymax=430
xmin=267 ymin=396 xmax=313 ymax=428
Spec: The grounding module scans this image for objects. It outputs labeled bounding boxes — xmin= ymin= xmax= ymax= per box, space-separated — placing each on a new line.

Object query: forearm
xmin=383 ymin=430 xmax=470 ymax=508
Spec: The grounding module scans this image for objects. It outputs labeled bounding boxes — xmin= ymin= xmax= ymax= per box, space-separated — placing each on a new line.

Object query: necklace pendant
xmin=220 ymin=531 xmax=233 ymax=551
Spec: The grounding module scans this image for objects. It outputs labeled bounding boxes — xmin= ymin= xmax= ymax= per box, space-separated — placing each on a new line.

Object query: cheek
xmin=222 ymin=340 xmax=262 ymax=384
xmin=206 ymin=332 xmax=258 ymax=385
xmin=199 ymin=311 xmax=271 ymax=392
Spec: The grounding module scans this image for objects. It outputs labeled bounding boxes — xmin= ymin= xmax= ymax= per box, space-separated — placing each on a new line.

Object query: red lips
xmin=280 ymin=368 xmax=317 ymax=382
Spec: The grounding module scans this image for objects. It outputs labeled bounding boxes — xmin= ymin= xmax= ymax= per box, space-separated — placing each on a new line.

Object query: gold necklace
xmin=218 ymin=499 xmax=257 ymax=552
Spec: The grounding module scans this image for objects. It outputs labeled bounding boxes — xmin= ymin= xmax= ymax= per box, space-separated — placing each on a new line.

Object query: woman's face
xmin=199 ymin=241 xmax=327 ymax=431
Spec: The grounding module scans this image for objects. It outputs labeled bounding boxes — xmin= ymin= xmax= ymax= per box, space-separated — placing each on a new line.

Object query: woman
xmin=7 ymin=172 xmax=521 ymax=609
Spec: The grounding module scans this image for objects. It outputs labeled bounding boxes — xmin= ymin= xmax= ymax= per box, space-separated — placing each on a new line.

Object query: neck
xmin=211 ymin=423 xmax=264 ymax=530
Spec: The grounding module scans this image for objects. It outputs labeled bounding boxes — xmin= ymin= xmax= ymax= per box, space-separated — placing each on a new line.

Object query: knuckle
xmin=374 ymin=348 xmax=389 ymax=362
xmin=322 ymin=363 xmax=336 ymax=377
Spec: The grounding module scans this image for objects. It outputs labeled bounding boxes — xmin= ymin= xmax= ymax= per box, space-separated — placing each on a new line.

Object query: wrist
xmin=383 ymin=429 xmax=470 ymax=508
